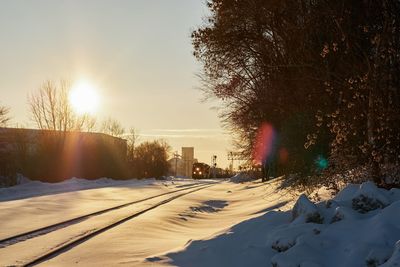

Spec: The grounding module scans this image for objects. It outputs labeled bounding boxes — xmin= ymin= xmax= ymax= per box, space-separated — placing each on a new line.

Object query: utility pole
xmin=227 ymin=151 xmax=246 ymax=172
xmin=229 ymin=152 xmax=234 ymax=171
xmin=211 ymin=155 xmax=217 ymax=178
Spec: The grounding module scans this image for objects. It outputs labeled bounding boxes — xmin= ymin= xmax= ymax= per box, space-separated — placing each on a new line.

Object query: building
xmin=168 ymin=147 xmax=197 ymax=178
xmin=0 ymin=127 xmax=128 ymax=181
xmin=182 ymin=147 xmax=195 ymax=178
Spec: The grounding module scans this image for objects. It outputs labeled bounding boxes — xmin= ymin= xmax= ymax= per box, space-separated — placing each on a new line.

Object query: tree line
xmin=193 ymin=0 xmax=400 ymax=188
xmin=0 ymin=81 xmax=171 ymax=184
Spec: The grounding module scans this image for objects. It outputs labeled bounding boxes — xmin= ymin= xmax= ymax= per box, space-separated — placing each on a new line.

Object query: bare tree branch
xmin=0 ymin=105 xmax=10 ymax=127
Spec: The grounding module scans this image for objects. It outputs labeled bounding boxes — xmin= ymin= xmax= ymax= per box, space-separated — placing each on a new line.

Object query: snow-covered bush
xmin=292 ymin=194 xmax=323 ymax=224
xmin=352 ymin=194 xmax=387 ymax=213
xmin=350 ymin=182 xmax=390 ymax=213
xmin=267 ymin=181 xmax=400 ymax=266
xmin=229 ymin=172 xmax=256 ymax=183
xmin=162 ymin=181 xmax=400 ymax=267
xmin=0 ymin=175 xmax=17 ymax=187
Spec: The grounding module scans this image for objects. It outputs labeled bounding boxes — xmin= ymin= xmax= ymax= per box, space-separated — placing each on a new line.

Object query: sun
xmin=69 ymin=80 xmax=100 ymax=115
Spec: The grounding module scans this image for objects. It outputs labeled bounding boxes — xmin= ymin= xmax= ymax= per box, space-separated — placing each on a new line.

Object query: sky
xmin=0 ymin=0 xmax=233 ymax=168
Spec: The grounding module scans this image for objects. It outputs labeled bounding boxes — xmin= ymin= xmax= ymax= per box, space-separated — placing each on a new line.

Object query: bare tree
xmin=0 ymin=105 xmax=10 ymax=127
xmin=29 ymin=80 xmax=70 ymax=131
xmin=57 ymin=80 xmax=75 ymax=132
xmin=28 ymin=80 xmax=96 ymax=132
xmin=126 ymin=127 xmax=140 ymax=161
xmin=100 ymin=118 xmax=124 ymax=137
xmin=158 ymin=138 xmax=172 ymax=157
xmin=75 ymin=114 xmax=97 ymax=132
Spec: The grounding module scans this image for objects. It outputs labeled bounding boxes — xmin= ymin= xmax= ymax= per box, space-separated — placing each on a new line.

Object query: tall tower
xmin=181 ymin=147 xmax=194 ymax=178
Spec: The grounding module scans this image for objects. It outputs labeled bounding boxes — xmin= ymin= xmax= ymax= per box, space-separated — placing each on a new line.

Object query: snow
xmin=0 ymin=177 xmax=207 ymax=242
xmin=229 ymin=172 xmax=257 ymax=183
xmin=161 ymin=181 xmax=400 ymax=267
xmin=0 ymin=176 xmax=154 ymax=202
xmin=1 ymin=176 xmax=400 ymax=266
xmin=0 ymin=177 xmax=295 ymax=266
xmin=381 ymin=240 xmax=400 ymax=267
xmin=38 ymin=178 xmax=295 ymax=266
xmin=291 ymin=194 xmax=322 ymax=224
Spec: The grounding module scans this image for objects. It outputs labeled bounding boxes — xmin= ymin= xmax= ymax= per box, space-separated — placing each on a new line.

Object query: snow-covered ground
xmin=0 ymin=177 xmax=211 ymax=241
xmin=159 ymin=181 xmax=400 ymax=267
xmin=0 ymin=176 xmax=198 ymax=202
xmin=1 ymin=176 xmax=399 ymax=266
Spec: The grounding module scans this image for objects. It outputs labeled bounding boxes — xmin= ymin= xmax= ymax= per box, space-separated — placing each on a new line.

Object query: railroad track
xmin=0 ymin=181 xmax=218 ymax=266
xmin=0 ymin=181 xmax=211 ymax=247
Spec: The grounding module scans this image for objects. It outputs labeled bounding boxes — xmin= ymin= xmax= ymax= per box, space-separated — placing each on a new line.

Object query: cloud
xmin=138 ymin=128 xmax=230 ymax=139
xmin=139 ymin=133 xmax=228 ymax=139
xmin=146 ymin=128 xmax=227 ymax=133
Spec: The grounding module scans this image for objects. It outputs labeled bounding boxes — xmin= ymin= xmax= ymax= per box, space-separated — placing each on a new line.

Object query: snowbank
xmin=229 ymin=172 xmax=257 ymax=183
xmin=0 ymin=176 xmax=195 ymax=202
xmin=164 ymin=181 xmax=400 ymax=267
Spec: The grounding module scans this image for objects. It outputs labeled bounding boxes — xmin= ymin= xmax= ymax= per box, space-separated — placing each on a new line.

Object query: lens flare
xmin=315 ymin=155 xmax=328 ymax=170
xmin=252 ymin=123 xmax=277 ymax=164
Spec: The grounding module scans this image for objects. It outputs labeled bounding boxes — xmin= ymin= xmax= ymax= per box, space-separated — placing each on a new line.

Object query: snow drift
xmin=164 ymin=181 xmax=400 ymax=267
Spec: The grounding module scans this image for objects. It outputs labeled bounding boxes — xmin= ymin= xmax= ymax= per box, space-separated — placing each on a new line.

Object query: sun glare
xmin=69 ymin=80 xmax=100 ymax=115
